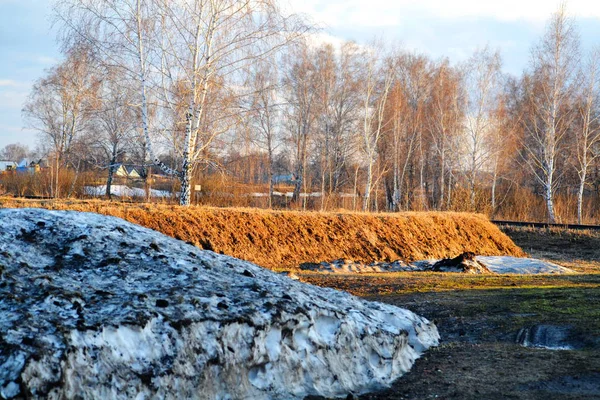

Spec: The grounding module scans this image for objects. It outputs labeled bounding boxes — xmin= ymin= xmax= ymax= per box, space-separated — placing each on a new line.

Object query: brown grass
xmin=0 ymin=197 xmax=524 ymax=269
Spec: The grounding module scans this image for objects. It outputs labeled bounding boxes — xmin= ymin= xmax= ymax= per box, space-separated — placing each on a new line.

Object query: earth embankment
xmin=0 ymin=198 xmax=524 ymax=269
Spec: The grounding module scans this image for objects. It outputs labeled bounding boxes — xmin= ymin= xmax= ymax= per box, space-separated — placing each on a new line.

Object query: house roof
xmin=125 ymin=166 xmax=140 ymax=175
xmin=114 ymin=163 xmax=141 ymax=177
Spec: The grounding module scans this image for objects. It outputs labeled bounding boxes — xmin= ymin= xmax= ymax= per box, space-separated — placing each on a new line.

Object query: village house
xmin=14 ymin=159 xmax=48 ymax=174
xmin=0 ymin=160 xmax=17 ymax=172
xmin=114 ymin=164 xmax=141 ymax=179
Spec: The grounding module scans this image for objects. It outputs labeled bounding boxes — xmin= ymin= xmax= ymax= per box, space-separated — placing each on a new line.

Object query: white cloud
xmin=0 ymin=79 xmax=22 ymax=88
xmin=400 ymin=0 xmax=591 ymax=22
xmin=287 ymin=0 xmax=600 ymax=28
xmin=305 ymin=32 xmax=349 ymax=48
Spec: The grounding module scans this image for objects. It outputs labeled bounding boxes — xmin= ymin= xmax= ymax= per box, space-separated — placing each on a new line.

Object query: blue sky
xmin=1 ymin=0 xmax=600 ymax=151
xmin=0 ymin=0 xmax=59 ymax=152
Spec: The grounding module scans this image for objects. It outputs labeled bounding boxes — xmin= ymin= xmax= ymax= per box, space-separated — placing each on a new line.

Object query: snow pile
xmin=300 ymin=259 xmax=422 ymax=274
xmin=84 ymin=185 xmax=172 ymax=198
xmin=476 ymin=256 xmax=574 ymax=274
xmin=298 ymin=255 xmax=574 ymax=275
xmin=0 ymin=209 xmax=439 ymax=399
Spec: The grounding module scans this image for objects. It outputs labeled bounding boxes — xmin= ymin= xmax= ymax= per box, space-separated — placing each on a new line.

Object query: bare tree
xmin=91 ymin=68 xmax=137 ymax=199
xmin=0 ymin=143 xmax=31 ymax=162
xmin=462 ymin=46 xmax=502 ymax=210
xmin=573 ymin=48 xmax=600 ymax=223
xmin=57 ymin=0 xmax=306 ymax=205
xmin=56 ymin=0 xmax=163 ymax=200
xmin=520 ymin=3 xmax=579 ymax=223
xmin=311 ymin=42 xmax=361 ymax=209
xmin=488 ymin=88 xmax=519 ymax=215
xmin=245 ymin=56 xmax=281 ymax=208
xmin=23 ymin=44 xmax=100 ymax=197
xmin=155 ymin=0 xmax=305 ymax=205
xmin=426 ymin=59 xmax=463 ymax=210
xmin=360 ymin=46 xmax=395 ymax=211
xmin=283 ymin=41 xmax=320 ymax=207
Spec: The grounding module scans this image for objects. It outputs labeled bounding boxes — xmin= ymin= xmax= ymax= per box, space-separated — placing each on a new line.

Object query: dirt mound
xmin=432 ymin=252 xmax=494 ymax=274
xmin=0 ymin=198 xmax=524 ymax=269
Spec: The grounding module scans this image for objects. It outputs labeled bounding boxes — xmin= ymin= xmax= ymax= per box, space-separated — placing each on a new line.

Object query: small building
xmin=0 ymin=160 xmax=17 ymax=172
xmin=273 ymin=174 xmax=297 ymax=184
xmin=15 ymin=159 xmax=33 ymax=174
xmin=14 ymin=159 xmax=46 ymax=174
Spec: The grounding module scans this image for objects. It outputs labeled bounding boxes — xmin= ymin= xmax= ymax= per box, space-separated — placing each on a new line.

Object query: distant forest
xmin=2 ymin=1 xmax=599 ymax=223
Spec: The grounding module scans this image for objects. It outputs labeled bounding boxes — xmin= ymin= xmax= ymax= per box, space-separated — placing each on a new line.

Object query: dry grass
xmin=0 ymin=197 xmax=523 ymax=269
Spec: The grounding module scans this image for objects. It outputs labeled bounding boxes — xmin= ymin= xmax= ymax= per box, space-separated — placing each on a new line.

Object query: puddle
xmin=516 ymin=324 xmax=580 ymax=350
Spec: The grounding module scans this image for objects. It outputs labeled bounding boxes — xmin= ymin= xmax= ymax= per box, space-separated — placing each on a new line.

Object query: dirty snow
xmin=84 ymin=185 xmax=172 ymax=198
xmin=0 ymin=208 xmax=439 ymax=399
xmin=301 ymin=256 xmax=574 ymax=275
xmin=300 ymin=259 xmax=422 ymax=273
xmin=476 ymin=256 xmax=575 ymax=274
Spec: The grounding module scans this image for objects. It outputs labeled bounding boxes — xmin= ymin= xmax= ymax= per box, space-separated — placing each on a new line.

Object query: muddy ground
xmin=303 ymin=227 xmax=600 ymax=399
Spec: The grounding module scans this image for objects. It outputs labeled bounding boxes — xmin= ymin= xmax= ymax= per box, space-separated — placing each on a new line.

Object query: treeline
xmin=6 ymin=2 xmax=600 ymax=222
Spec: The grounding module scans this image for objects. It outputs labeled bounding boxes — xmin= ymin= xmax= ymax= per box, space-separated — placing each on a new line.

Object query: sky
xmin=1 ymin=0 xmax=600 ymax=151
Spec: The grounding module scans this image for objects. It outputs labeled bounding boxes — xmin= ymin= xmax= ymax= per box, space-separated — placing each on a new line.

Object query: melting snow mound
xmin=84 ymin=185 xmax=172 ymax=198
xmin=476 ymin=256 xmax=575 ymax=274
xmin=0 ymin=209 xmax=439 ymax=399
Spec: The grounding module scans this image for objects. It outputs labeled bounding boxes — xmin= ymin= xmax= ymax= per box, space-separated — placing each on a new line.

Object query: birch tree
xmin=57 ymin=0 xmax=305 ymax=205
xmin=360 ymin=48 xmax=395 ymax=211
xmin=313 ymin=42 xmax=361 ymax=209
xmin=488 ymin=89 xmax=518 ymax=214
xmin=379 ymin=53 xmax=431 ymax=211
xmin=462 ymin=47 xmax=502 ymax=209
xmin=283 ymin=42 xmax=319 ymax=206
xmin=520 ymin=3 xmax=579 ymax=223
xmin=56 ymin=0 xmax=163 ymax=201
xmin=574 ymin=48 xmax=600 ymax=223
xmin=427 ymin=59 xmax=462 ymax=210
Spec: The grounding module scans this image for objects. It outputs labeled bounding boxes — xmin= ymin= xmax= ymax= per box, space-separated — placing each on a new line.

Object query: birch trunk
xmin=577 ymin=169 xmax=586 ymax=224
xmin=363 ymin=157 xmax=373 ymax=211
